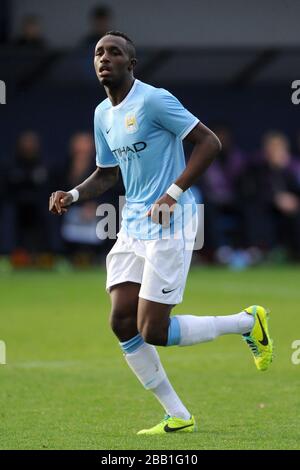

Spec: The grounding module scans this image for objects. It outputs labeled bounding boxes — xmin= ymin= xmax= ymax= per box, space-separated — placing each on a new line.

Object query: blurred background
xmin=1 ymin=0 xmax=300 ymax=270
xmin=2 ymin=2 xmax=300 ymax=451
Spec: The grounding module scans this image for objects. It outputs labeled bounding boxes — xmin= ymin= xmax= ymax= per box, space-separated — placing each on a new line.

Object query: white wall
xmin=11 ymin=0 xmax=300 ymax=48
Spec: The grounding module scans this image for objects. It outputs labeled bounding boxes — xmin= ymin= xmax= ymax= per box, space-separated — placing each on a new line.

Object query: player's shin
xmin=120 ymin=334 xmax=191 ymax=419
xmin=167 ymin=312 xmax=255 ymax=346
xmin=120 ymin=334 xmax=166 ymax=389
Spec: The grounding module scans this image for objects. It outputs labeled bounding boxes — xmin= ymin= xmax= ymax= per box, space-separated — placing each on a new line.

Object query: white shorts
xmin=106 ymin=230 xmax=195 ymax=305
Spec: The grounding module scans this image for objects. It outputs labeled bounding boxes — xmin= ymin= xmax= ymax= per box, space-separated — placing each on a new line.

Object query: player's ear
xmin=129 ymin=58 xmax=137 ymax=70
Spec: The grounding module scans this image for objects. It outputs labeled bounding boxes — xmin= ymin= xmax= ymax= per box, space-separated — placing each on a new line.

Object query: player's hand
xmin=49 ymin=190 xmax=73 ymax=215
xmin=146 ymin=193 xmax=176 ymax=227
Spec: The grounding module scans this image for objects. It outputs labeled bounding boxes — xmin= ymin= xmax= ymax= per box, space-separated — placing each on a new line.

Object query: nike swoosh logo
xmin=257 ymin=314 xmax=269 ymax=346
xmin=164 ymin=423 xmax=193 ymax=433
xmin=106 ymin=127 xmax=111 ymax=134
xmin=162 ymin=288 xmax=176 ymax=294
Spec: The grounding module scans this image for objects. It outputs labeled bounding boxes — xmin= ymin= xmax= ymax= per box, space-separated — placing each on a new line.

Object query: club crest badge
xmin=125 ymin=112 xmax=138 ymax=134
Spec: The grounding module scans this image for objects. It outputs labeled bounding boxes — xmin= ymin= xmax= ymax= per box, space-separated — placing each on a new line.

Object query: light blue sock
xmin=167 ymin=316 xmax=181 ymax=346
xmin=119 ymin=331 xmax=190 ymax=419
xmin=120 ymin=333 xmax=145 ymax=353
xmin=167 ymin=312 xmax=254 ymax=347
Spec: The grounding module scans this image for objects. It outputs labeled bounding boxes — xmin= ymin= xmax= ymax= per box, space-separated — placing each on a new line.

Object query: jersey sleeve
xmin=146 ymin=88 xmax=199 ymax=140
xmin=94 ymin=109 xmax=119 ymax=168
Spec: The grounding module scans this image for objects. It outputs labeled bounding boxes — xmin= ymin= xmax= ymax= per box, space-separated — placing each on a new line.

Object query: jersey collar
xmin=111 ymin=79 xmax=139 ymax=111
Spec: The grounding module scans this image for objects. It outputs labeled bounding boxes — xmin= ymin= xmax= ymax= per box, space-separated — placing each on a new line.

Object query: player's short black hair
xmin=103 ymin=30 xmax=136 ymax=60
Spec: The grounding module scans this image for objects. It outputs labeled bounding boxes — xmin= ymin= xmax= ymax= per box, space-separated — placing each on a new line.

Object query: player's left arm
xmin=148 ymin=122 xmax=221 ymax=224
xmin=175 ymin=122 xmax=221 ymax=191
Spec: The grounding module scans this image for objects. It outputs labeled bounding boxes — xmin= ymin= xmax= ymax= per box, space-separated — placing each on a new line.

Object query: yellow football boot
xmin=242 ymin=305 xmax=274 ymax=371
xmin=137 ymin=415 xmax=196 ymax=435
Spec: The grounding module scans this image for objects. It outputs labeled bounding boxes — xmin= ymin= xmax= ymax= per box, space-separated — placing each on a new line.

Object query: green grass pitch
xmin=1 ymin=266 xmax=300 ymax=450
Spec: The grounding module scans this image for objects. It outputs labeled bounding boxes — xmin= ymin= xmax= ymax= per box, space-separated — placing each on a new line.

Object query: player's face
xmin=94 ymin=36 xmax=132 ymax=87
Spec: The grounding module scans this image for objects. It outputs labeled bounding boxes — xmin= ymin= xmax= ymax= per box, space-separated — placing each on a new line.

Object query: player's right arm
xmin=49 ymin=166 xmax=119 ymax=215
xmin=50 ymin=106 xmax=119 ymax=216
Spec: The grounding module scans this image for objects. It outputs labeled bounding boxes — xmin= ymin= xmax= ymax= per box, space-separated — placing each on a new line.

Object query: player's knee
xmin=109 ymin=309 xmax=136 ymax=340
xmin=139 ymin=322 xmax=166 ymax=346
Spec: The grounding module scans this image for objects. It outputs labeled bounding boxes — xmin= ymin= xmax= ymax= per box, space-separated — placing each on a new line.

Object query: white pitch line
xmin=8 ymin=360 xmax=83 ymax=369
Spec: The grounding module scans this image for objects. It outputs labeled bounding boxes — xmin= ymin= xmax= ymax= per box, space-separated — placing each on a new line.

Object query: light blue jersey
xmin=94 ymin=79 xmax=199 ymax=239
